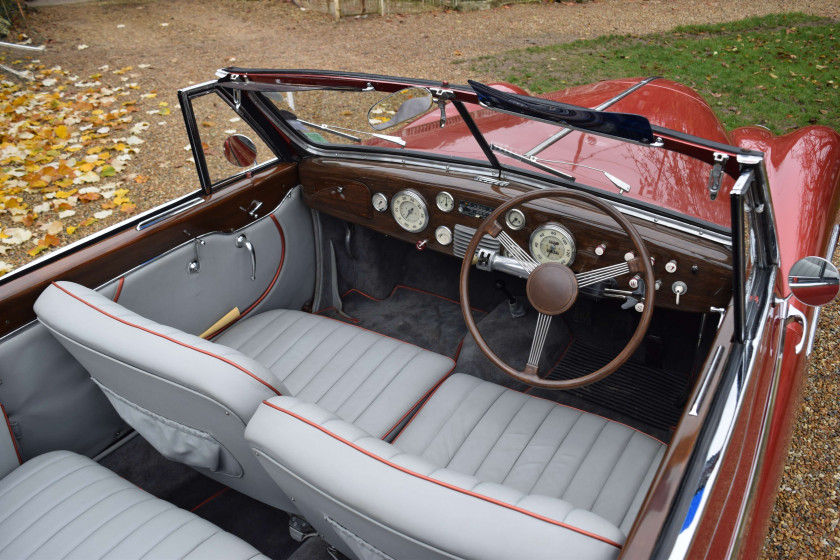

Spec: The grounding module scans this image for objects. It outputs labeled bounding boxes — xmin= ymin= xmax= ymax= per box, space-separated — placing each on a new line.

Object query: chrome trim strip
xmin=668 ymin=266 xmax=776 ymax=559
xmin=688 ymin=345 xmax=724 ymax=416
xmin=136 ymin=198 xmax=204 ymax=230
xmin=806 ymin=223 xmax=840 ymax=355
xmin=526 ymin=76 xmax=660 ymax=157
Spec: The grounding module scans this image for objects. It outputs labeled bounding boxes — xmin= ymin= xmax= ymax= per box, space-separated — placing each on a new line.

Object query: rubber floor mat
xmin=546 ymin=340 xmax=688 ymax=432
xmin=318 ymin=285 xmax=485 ymax=359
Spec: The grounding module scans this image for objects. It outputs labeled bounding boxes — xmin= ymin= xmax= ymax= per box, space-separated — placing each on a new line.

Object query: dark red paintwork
xmin=227 ymin=69 xmax=840 ymax=559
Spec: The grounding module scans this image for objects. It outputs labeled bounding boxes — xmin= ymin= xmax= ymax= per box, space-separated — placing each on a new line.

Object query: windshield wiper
xmin=491 ymin=145 xmax=632 ymax=194
xmin=296 ymin=119 xmax=406 ymax=147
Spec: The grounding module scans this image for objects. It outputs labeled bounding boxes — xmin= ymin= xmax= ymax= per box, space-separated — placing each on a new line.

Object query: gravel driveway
xmin=13 ymin=0 xmax=840 ymax=557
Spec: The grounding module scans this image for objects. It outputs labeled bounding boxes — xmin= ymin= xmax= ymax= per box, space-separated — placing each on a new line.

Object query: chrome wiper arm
xmin=296 ymin=119 xmax=406 ymax=147
xmin=491 ymin=144 xmax=575 ymax=181
xmin=537 ymin=158 xmax=632 ymax=194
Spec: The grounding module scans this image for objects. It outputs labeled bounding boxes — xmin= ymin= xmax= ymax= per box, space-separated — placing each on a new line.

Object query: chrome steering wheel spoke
xmin=526 ymin=312 xmax=552 ymax=374
xmin=576 ymin=262 xmax=631 ymax=288
xmin=495 ymin=230 xmax=539 ymax=274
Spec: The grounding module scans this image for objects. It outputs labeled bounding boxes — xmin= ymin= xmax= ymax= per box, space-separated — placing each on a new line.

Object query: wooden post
xmin=333 ymin=0 xmax=341 ymax=21
xmin=380 ymin=0 xmax=386 ymax=16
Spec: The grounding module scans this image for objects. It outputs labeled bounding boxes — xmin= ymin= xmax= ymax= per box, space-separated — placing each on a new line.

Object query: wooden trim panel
xmin=300 ymin=157 xmax=732 ymax=313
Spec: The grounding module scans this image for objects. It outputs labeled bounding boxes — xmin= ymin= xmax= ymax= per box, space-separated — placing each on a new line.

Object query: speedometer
xmin=391 ymin=189 xmax=429 ymax=233
xmin=529 ymin=224 xmax=576 ymax=266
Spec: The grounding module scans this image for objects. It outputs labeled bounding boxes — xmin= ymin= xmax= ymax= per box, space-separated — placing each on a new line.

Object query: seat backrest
xmin=34 ymin=281 xmax=297 ymax=511
xmin=246 ymin=396 xmax=625 ymax=560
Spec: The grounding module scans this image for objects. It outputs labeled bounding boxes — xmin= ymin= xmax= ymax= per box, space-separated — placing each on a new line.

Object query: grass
xmin=468 ymin=12 xmax=840 ymax=134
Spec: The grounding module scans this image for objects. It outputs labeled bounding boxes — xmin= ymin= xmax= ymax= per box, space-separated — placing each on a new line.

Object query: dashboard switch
xmin=672 ymin=281 xmax=687 ymax=305
xmin=416 ymin=239 xmax=428 ymax=251
xmin=665 ymin=259 xmax=678 ymax=273
xmin=595 ymin=243 xmax=606 ymax=256
xmin=628 ymin=275 xmax=641 ymax=289
xmin=624 ymin=251 xmax=635 ymax=262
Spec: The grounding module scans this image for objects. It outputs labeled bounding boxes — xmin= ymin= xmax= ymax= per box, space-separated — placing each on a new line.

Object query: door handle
xmin=236 ymin=234 xmax=256 ymax=280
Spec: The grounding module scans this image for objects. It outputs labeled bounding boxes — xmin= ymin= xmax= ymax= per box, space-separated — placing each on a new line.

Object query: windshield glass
xmin=469 ymin=102 xmax=735 ymax=228
xmin=262 ymin=87 xmax=491 ymax=163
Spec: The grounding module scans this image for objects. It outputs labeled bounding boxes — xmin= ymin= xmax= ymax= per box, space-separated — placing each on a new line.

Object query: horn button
xmin=526 ymin=263 xmax=578 ymax=316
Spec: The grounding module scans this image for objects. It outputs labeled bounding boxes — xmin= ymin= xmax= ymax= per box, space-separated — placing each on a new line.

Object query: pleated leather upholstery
xmin=395 ymin=374 xmax=666 ymax=534
xmin=216 ymin=309 xmax=454 ymax=438
xmin=0 ymin=451 xmax=266 ymax=560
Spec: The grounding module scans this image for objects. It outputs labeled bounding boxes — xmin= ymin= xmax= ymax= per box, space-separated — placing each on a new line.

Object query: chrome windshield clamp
xmin=707 ymin=152 xmax=729 ymax=201
xmin=430 ymin=88 xmax=455 ymax=128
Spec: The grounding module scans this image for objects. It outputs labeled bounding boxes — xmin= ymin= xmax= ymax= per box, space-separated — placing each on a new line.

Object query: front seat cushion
xmin=216 ymin=309 xmax=454 ymax=439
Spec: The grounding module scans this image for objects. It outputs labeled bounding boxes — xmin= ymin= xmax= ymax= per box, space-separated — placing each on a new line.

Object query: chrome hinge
xmin=707 ymin=152 xmax=729 ymax=201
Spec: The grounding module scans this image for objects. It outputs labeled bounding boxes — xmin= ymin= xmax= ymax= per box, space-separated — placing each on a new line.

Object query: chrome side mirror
xmin=368 ymin=87 xmax=433 ymax=131
xmin=788 ymin=256 xmax=840 ymax=307
xmin=223 ymin=134 xmax=257 ymax=167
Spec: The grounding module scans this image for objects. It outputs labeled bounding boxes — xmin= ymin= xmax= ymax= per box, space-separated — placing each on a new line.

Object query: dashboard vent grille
xmin=453 ymin=224 xmax=501 ymax=259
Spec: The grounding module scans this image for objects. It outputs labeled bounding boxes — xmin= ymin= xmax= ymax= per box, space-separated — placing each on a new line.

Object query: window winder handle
xmin=236 ymin=234 xmax=256 ymax=281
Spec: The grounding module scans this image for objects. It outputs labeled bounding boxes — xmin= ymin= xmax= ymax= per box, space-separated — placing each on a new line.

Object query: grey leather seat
xmin=0 ymin=450 xmax=266 ymax=560
xmin=34 ymin=281 xmax=453 ymax=512
xmin=245 ymin=373 xmax=666 ymax=560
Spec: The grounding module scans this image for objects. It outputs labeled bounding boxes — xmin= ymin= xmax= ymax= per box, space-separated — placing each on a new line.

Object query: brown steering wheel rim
xmin=459 ymin=188 xmax=656 ymax=390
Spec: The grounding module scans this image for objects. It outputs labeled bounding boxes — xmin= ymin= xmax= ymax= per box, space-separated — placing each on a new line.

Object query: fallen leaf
xmin=66 ymin=226 xmax=77 ymax=234
xmin=1 ymin=228 xmax=32 ymax=245
xmin=93 ymin=210 xmax=113 ymax=219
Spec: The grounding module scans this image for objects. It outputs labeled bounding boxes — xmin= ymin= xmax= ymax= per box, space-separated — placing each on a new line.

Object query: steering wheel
xmin=459 ymin=189 xmax=655 ymax=389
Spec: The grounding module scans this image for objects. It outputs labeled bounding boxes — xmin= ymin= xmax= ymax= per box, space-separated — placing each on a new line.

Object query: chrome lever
xmin=236 ymin=234 xmax=256 ymax=280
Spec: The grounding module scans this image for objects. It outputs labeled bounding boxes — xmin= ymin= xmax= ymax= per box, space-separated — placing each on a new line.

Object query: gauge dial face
xmin=505 ymin=209 xmax=526 ymax=230
xmin=392 ymin=189 xmax=429 ymax=233
xmin=372 ymin=192 xmax=388 ymax=213
xmin=529 ymin=224 xmax=576 ymax=266
xmin=435 ymin=226 xmax=453 ymax=246
xmin=436 ymin=191 xmax=455 ymax=212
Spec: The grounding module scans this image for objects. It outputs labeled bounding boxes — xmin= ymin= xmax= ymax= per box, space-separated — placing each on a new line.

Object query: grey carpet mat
xmin=318 ymin=285 xmax=486 ymax=359
xmin=546 ymin=339 xmax=687 ymax=433
xmin=100 ymin=436 xmax=299 ymax=560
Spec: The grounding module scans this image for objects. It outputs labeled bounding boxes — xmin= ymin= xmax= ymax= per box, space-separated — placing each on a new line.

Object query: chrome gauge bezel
xmin=391 ymin=189 xmax=429 ymax=233
xmin=505 ymin=209 xmax=526 ymax=230
xmin=529 ymin=223 xmax=576 ymax=266
xmin=435 ymin=225 xmax=453 ymax=246
xmin=371 ymin=192 xmax=388 ymax=213
xmin=436 ymin=191 xmax=455 ymax=212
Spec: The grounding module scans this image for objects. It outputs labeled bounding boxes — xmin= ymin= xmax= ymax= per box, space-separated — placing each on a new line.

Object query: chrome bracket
xmin=785 ymin=301 xmax=807 ymax=355
xmin=187 ymin=238 xmax=205 ymax=274
xmin=430 ymin=89 xmax=455 ymax=128
xmin=707 ymin=152 xmax=729 ymax=201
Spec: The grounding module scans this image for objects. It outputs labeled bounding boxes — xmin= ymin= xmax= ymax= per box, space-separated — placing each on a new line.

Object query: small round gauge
xmin=435 ymin=225 xmax=453 ymax=246
xmin=436 ymin=191 xmax=455 ymax=212
xmin=372 ymin=192 xmax=388 ymax=213
xmin=505 ymin=209 xmax=526 ymax=230
xmin=391 ymin=189 xmax=429 ymax=233
xmin=529 ymin=223 xmax=576 ymax=266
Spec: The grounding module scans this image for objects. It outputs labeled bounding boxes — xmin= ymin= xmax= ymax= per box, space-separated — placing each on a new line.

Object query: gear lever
xmin=495 ymin=280 xmax=526 ymax=318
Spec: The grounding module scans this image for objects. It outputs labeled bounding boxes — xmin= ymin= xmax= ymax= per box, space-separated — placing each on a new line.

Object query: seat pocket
xmin=95 ymin=380 xmax=243 ymax=477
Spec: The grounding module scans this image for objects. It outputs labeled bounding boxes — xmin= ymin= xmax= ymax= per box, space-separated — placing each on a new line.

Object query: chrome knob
xmin=634 ymin=302 xmax=645 ymax=313
xmin=629 ymin=274 xmax=641 ymax=289
xmin=665 ymin=259 xmax=678 ymax=273
xmin=595 ymin=243 xmax=606 ymax=256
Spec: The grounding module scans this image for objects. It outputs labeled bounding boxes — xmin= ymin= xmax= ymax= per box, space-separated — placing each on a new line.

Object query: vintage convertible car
xmin=1 ymin=69 xmax=839 ymax=560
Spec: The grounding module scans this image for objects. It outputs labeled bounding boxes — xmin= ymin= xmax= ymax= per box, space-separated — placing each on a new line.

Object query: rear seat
xmin=0 ymin=450 xmax=266 ymax=560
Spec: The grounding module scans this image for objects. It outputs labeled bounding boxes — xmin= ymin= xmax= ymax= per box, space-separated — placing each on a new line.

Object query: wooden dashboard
xmin=300 ymin=157 xmax=732 ymax=313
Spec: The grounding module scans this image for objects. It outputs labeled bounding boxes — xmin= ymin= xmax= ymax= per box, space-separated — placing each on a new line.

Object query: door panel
xmin=0 ymin=161 xmax=311 ymax=460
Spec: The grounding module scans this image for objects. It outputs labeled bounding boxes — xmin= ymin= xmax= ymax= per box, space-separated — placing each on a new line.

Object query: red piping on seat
xmin=380 ymin=362 xmax=455 ymax=441
xmin=51 ymin=282 xmax=281 ymax=396
xmin=262 ymin=401 xmax=622 ymax=550
xmin=113 ymin=277 xmax=125 ymax=303
xmin=207 ymin=215 xmax=287 ymax=339
xmin=1 ymin=403 xmax=22 ymax=466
